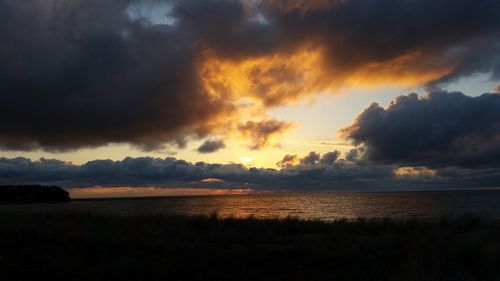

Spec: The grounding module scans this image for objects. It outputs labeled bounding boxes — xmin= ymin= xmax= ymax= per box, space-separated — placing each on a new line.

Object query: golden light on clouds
xmin=394 ymin=167 xmax=437 ymax=177
xmin=199 ymin=46 xmax=328 ymax=107
xmin=200 ymin=178 xmax=224 ymax=183
xmin=195 ymin=47 xmax=328 ymax=149
xmin=195 ymin=45 xmax=457 ymax=151
xmin=239 ymin=119 xmax=294 ymax=149
xmin=199 ymin=47 xmax=454 ymax=108
xmin=344 ymin=51 xmax=453 ymax=88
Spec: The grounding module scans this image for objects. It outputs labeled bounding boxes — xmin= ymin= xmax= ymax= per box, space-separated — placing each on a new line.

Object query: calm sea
xmin=3 ymin=190 xmax=500 ymax=221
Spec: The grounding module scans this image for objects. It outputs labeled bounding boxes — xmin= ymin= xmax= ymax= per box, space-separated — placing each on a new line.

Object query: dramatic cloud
xmin=276 ymin=154 xmax=298 ymax=168
xmin=239 ymin=119 xmax=293 ymax=149
xmin=0 ymin=0 xmax=233 ymax=151
xmin=342 ymin=90 xmax=500 ymax=168
xmin=300 ymin=151 xmax=320 ymax=165
xmin=319 ymin=151 xmax=341 ymax=165
xmin=3 ymin=151 xmax=500 ymax=190
xmin=0 ymin=152 xmax=395 ymax=189
xmin=1 ymin=0 xmax=500 ymax=151
xmin=197 ymin=139 xmax=226 ymax=153
xmin=277 ymin=151 xmax=342 ymax=168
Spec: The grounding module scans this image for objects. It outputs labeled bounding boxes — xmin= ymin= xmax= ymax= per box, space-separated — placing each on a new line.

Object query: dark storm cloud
xmin=342 ymin=90 xmax=500 ymax=168
xmin=300 ymin=151 xmax=320 ymax=165
xmin=197 ymin=139 xmax=226 ymax=153
xmin=319 ymin=151 xmax=340 ymax=165
xmin=0 ymin=0 xmax=232 ymax=151
xmin=0 ymin=152 xmax=395 ymax=189
xmin=262 ymin=0 xmax=500 ymax=85
xmin=1 ymin=0 xmax=500 ymax=152
xmin=3 ymin=152 xmax=500 ymax=190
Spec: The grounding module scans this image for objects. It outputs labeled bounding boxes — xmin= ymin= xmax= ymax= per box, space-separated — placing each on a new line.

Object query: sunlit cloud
xmin=200 ymin=178 xmax=224 ymax=183
xmin=276 ymin=154 xmax=299 ymax=168
xmin=394 ymin=167 xmax=437 ymax=178
xmin=239 ymin=119 xmax=294 ymax=150
xmin=343 ymin=51 xmax=453 ymax=88
xmin=0 ymin=0 xmax=499 ymax=155
xmin=199 ymin=46 xmax=327 ymax=107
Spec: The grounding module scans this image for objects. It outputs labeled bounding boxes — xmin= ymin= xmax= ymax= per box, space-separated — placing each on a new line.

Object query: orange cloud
xmin=2 ymin=0 xmax=498 ymax=153
xmin=276 ymin=154 xmax=299 ymax=168
xmin=199 ymin=46 xmax=328 ymax=107
xmin=200 ymin=178 xmax=224 ymax=183
xmin=344 ymin=51 xmax=453 ymax=87
xmin=196 ymin=46 xmax=326 ymax=149
xmin=197 ymin=45 xmax=456 ymax=149
xmin=394 ymin=167 xmax=437 ymax=177
xmin=239 ymin=119 xmax=294 ymax=150
xmin=200 ymin=45 xmax=454 ymax=105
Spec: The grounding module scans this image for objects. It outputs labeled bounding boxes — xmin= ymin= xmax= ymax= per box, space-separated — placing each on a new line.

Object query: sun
xmin=240 ymin=156 xmax=254 ymax=165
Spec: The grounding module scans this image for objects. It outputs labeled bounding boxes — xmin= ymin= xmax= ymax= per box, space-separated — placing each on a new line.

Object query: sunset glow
xmin=344 ymin=51 xmax=453 ymax=87
xmin=200 ymin=46 xmax=327 ymax=106
xmin=69 ymin=186 xmax=253 ymax=199
xmin=0 ymin=0 xmax=499 ymax=192
xmin=3 ymin=2 xmax=500 ymax=280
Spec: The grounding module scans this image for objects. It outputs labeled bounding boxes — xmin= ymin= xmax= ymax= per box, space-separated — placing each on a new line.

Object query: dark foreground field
xmin=1 ymin=213 xmax=500 ymax=281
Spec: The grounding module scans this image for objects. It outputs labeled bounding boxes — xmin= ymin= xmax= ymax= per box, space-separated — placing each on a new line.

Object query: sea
xmin=2 ymin=190 xmax=500 ymax=221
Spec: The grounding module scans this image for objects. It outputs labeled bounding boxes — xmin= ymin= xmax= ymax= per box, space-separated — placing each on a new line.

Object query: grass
xmin=1 ymin=212 xmax=500 ymax=281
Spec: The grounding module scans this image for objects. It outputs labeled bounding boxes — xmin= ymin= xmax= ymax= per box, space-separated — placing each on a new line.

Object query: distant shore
xmin=1 ymin=212 xmax=499 ymax=281
xmin=0 ymin=185 xmax=70 ymax=204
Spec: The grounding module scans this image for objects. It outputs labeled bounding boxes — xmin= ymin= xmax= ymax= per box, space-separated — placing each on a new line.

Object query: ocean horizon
xmin=4 ymin=189 xmax=500 ymax=221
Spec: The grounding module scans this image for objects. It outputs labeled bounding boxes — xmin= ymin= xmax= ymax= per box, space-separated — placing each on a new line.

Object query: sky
xmin=1 ymin=0 xmax=500 ymax=197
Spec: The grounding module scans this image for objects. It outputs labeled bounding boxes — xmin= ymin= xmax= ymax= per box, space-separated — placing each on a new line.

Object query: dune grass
xmin=1 ymin=212 xmax=500 ymax=281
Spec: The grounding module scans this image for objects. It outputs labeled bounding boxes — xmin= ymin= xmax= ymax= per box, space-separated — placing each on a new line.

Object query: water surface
xmin=3 ymin=190 xmax=500 ymax=221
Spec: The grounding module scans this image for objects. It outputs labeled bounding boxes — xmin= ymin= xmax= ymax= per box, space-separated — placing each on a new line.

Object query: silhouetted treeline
xmin=0 ymin=185 xmax=70 ymax=203
xmin=1 ymin=212 xmax=500 ymax=281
